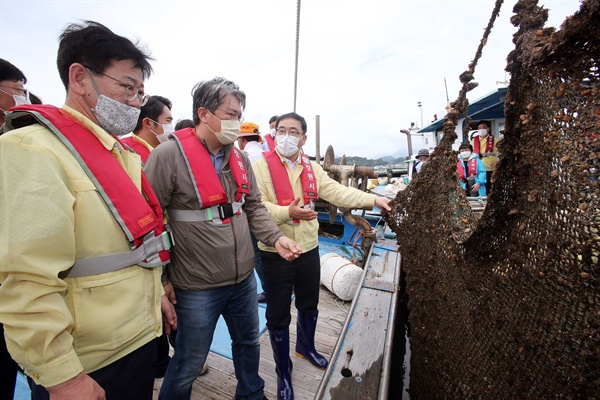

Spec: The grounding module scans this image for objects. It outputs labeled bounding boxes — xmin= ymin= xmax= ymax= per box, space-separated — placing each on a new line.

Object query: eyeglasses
xmin=0 ymin=85 xmax=28 ymax=98
xmin=87 ymin=69 xmax=149 ymax=106
xmin=214 ymin=108 xmax=244 ymax=122
xmin=276 ymin=128 xmax=303 ymax=138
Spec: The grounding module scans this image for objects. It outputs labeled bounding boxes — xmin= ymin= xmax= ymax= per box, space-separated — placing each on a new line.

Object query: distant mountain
xmin=334 ymin=155 xmax=408 ymax=166
xmin=374 ymin=148 xmax=406 ymax=160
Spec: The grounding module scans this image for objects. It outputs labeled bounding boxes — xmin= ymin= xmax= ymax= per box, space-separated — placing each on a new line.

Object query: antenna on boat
xmin=293 ymin=0 xmax=301 ymax=112
xmin=444 ymin=76 xmax=451 ymax=110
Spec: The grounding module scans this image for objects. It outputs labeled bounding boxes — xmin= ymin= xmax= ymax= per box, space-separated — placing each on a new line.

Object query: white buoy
xmin=320 ymin=253 xmax=363 ymax=301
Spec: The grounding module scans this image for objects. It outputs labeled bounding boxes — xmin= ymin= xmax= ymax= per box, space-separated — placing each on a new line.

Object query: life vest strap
xmin=67 ymin=230 xmax=173 ymax=278
xmin=168 ymin=199 xmax=245 ymax=224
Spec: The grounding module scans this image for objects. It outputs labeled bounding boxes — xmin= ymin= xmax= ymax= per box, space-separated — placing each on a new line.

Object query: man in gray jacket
xmin=145 ymin=76 xmax=301 ymax=400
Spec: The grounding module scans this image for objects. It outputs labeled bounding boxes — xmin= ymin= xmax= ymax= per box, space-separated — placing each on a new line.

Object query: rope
xmin=293 ymin=0 xmax=301 ymax=112
xmin=326 ymin=298 xmax=349 ymax=330
xmin=330 ymin=260 xmax=357 ymax=290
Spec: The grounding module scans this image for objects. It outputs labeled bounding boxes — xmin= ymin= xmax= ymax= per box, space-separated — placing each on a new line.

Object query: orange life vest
xmin=457 ymin=158 xmax=478 ymax=179
xmin=120 ymin=136 xmax=152 ymax=163
xmin=169 ymin=128 xmax=250 ymax=224
xmin=473 ymin=135 xmax=495 ymax=155
xmin=262 ymin=150 xmax=318 ymax=224
xmin=264 ymin=134 xmax=276 ymax=151
xmin=5 ymin=104 xmax=171 ymax=276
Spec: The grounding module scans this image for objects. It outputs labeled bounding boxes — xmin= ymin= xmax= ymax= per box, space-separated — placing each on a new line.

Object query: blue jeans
xmin=158 ymin=273 xmax=264 ymax=400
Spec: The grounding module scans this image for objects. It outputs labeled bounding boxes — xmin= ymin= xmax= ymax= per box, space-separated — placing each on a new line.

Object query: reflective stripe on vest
xmin=5 ymin=105 xmax=171 ymax=277
xmin=169 ymin=128 xmax=250 ymax=224
xmin=263 ymin=150 xmax=318 ymax=225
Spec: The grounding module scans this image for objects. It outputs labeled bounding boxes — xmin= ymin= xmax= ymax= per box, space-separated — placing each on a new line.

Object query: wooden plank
xmin=315 ymin=245 xmax=400 ymax=400
xmin=320 ymin=290 xmax=395 ymax=399
xmin=153 ymin=284 xmax=348 ymax=400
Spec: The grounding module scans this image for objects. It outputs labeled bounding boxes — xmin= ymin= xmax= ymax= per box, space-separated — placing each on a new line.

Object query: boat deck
xmin=153 ymin=287 xmax=346 ymax=400
xmin=152 ymin=231 xmax=400 ymax=400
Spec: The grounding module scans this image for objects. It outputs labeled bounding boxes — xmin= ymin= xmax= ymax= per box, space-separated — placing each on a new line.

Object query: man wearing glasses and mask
xmin=252 ymin=112 xmax=392 ymax=400
xmin=0 ymin=22 xmax=175 ymax=400
xmin=144 ymin=77 xmax=302 ymax=400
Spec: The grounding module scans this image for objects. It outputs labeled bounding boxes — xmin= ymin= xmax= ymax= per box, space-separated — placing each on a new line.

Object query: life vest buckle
xmin=164 ymin=224 xmax=175 ymax=248
xmin=218 ymin=203 xmax=235 ymax=220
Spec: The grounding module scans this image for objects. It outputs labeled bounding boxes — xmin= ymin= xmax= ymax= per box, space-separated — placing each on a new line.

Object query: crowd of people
xmin=412 ymin=121 xmax=499 ymax=198
xmin=0 ymin=21 xmax=393 ymax=400
xmin=1 ymin=19 xmax=499 ymax=400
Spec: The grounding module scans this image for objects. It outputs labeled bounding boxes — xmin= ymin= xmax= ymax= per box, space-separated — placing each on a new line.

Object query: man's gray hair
xmin=191 ymin=77 xmax=246 ymax=125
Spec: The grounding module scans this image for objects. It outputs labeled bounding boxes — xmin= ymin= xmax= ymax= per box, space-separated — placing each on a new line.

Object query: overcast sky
xmin=0 ymin=0 xmax=581 ymax=159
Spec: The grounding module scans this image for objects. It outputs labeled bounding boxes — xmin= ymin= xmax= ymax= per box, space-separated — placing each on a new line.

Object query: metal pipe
xmin=400 ymin=129 xmax=413 ymax=156
xmin=340 ymin=209 xmax=376 ymax=267
xmin=315 ymin=114 xmax=320 ymax=163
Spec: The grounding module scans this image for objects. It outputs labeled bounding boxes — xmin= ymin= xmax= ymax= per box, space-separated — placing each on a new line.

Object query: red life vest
xmin=120 ymin=136 xmax=152 ymax=163
xmin=473 ymin=134 xmax=495 ymax=155
xmin=5 ymin=104 xmax=171 ymax=275
xmin=264 ymin=134 xmax=276 ymax=151
xmin=171 ymin=128 xmax=250 ymax=223
xmin=263 ymin=150 xmax=318 ymax=224
xmin=457 ymin=158 xmax=479 ymax=179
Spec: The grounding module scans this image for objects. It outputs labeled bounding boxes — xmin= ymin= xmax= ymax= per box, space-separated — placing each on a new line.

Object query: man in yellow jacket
xmin=252 ymin=112 xmax=391 ymax=400
xmin=0 ymin=21 xmax=176 ymax=400
xmin=470 ymin=120 xmax=500 ymax=195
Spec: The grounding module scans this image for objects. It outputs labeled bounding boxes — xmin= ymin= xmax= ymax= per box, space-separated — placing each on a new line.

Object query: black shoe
xmin=257 ymin=292 xmax=266 ymax=303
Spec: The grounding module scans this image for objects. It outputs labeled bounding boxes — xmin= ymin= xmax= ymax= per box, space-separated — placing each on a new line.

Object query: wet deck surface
xmin=153 ymin=287 xmax=348 ymax=400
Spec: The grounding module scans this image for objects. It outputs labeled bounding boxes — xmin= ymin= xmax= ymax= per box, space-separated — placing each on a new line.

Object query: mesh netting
xmin=385 ymin=0 xmax=599 ymax=398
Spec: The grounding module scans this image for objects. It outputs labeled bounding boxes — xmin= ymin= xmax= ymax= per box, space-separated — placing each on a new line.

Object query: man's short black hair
xmin=175 ymin=119 xmax=195 ymax=130
xmin=269 ymin=115 xmax=278 ymax=125
xmin=276 ymin=112 xmax=307 ymax=134
xmin=29 ymin=93 xmax=42 ymax=104
xmin=459 ymin=142 xmax=473 ymax=151
xmin=133 ymin=95 xmax=171 ymax=133
xmin=0 ymin=59 xmax=27 ymax=84
xmin=477 ymin=120 xmax=491 ymax=130
xmin=57 ymin=21 xmax=153 ymax=90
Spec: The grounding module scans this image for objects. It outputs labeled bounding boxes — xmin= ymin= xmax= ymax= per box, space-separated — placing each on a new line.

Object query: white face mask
xmin=0 ymin=89 xmax=31 ymax=115
xmin=478 ymin=129 xmax=488 ymax=137
xmin=150 ymin=120 xmax=174 ymax=144
xmin=460 ymin=151 xmax=471 ymax=159
xmin=157 ymin=124 xmax=174 ymax=143
xmin=13 ymin=94 xmax=30 ymax=107
xmin=85 ymin=71 xmax=140 ymax=136
xmin=269 ymin=128 xmax=276 ymax=137
xmin=161 ymin=123 xmax=174 ymax=136
xmin=206 ymin=111 xmax=240 ymax=145
xmin=276 ymin=134 xmax=302 ymax=157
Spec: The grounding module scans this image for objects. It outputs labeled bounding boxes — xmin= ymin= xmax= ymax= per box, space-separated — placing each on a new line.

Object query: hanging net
xmin=385 ymin=0 xmax=599 ymax=398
